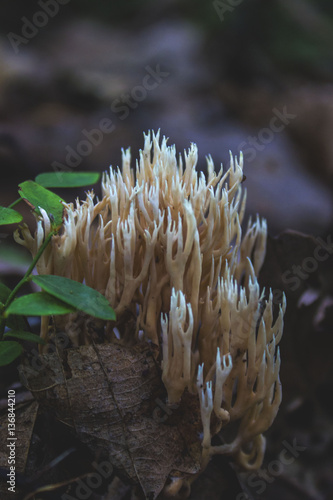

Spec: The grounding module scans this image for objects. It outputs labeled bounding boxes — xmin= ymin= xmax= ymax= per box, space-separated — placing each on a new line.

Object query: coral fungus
xmin=16 ymin=130 xmax=285 ymax=485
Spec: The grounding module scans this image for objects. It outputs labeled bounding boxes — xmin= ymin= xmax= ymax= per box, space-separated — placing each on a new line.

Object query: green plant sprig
xmin=0 ymin=171 xmax=115 ymax=366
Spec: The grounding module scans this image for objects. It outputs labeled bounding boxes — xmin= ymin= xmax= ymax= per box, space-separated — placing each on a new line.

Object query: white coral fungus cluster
xmin=16 ymin=131 xmax=285 ymax=471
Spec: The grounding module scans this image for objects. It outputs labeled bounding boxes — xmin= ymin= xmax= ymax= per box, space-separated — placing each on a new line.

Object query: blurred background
xmin=1 ymin=0 xmax=333 ymax=234
xmin=1 ymin=1 xmax=333 ymax=499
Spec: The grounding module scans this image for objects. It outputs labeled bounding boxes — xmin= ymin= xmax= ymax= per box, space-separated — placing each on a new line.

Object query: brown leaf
xmin=19 ymin=342 xmax=203 ymax=499
xmin=0 ymin=399 xmax=39 ymax=500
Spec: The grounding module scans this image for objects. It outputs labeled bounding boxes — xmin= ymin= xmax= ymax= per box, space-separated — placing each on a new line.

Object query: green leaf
xmin=0 ymin=282 xmax=11 ymax=304
xmin=6 ymin=292 xmax=76 ymax=316
xmin=35 ymin=171 xmax=101 ymax=188
xmin=32 ymin=275 xmax=116 ymax=321
xmin=0 ymin=283 xmax=29 ymax=330
xmin=4 ymin=330 xmax=46 ymax=345
xmin=0 ymin=206 xmax=23 ymax=225
xmin=18 ymin=181 xmax=65 ymax=230
xmin=0 ymin=341 xmax=23 ymax=366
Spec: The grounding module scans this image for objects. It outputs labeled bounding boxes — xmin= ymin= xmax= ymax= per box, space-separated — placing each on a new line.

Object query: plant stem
xmin=8 ymin=198 xmax=22 ymax=209
xmin=0 ymin=231 xmax=55 ymax=339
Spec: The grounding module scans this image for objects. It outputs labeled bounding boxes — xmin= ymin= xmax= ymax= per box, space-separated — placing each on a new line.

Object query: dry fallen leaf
xmin=19 ymin=341 xmax=203 ymax=499
xmin=0 ymin=399 xmax=39 ymax=500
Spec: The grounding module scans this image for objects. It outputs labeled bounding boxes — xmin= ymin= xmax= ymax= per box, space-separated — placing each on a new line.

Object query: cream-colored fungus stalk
xmin=15 ymin=130 xmax=285 ymax=473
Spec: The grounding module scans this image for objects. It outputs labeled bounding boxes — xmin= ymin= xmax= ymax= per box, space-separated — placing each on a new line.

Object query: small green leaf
xmin=4 ymin=330 xmax=46 ymax=345
xmin=18 ymin=181 xmax=65 ymax=230
xmin=0 ymin=283 xmax=30 ymax=330
xmin=32 ymin=275 xmax=116 ymax=321
xmin=0 ymin=282 xmax=11 ymax=304
xmin=6 ymin=292 xmax=76 ymax=316
xmin=7 ymin=314 xmax=28 ymax=331
xmin=0 ymin=206 xmax=23 ymax=225
xmin=35 ymin=172 xmax=101 ymax=188
xmin=0 ymin=341 xmax=23 ymax=366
